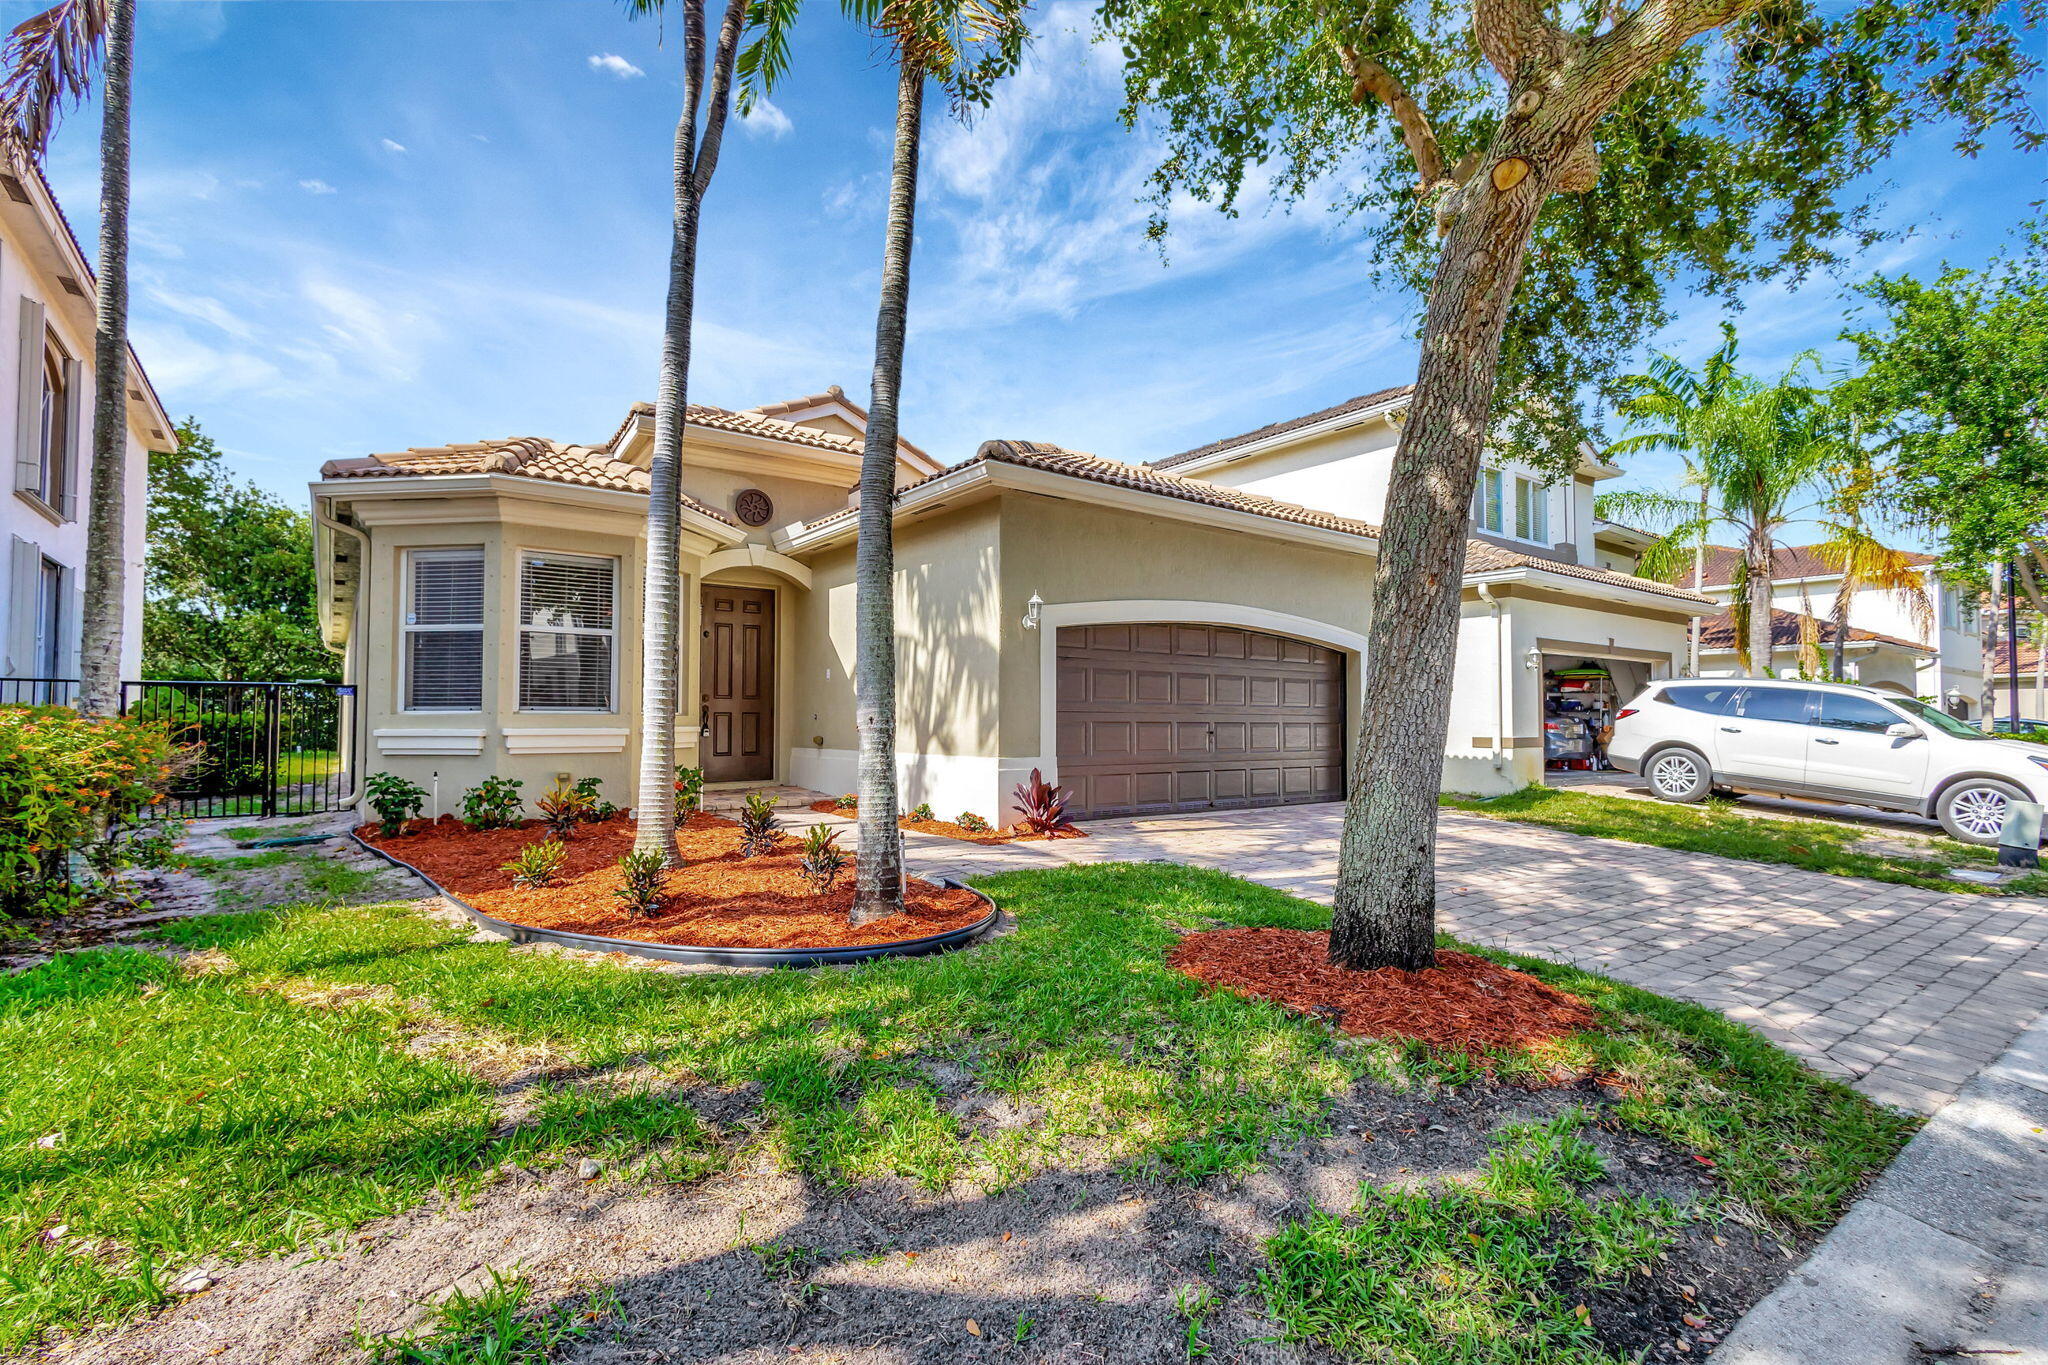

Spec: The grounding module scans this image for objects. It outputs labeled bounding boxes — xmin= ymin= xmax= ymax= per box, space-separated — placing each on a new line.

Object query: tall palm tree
xmin=1604 ymin=357 xmax=1836 ymax=678
xmin=1810 ymin=421 xmax=1933 ymax=681
xmin=0 ymin=0 xmax=133 ymax=717
xmin=741 ymin=0 xmax=1024 ymax=923
xmin=1602 ymin=324 xmax=1739 ymax=676
xmin=626 ymin=0 xmax=750 ymax=865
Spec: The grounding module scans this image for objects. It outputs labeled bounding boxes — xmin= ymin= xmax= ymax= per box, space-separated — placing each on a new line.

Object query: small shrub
xmin=832 ymin=792 xmax=857 ymax=811
xmin=0 ymin=708 xmax=181 ymax=917
xmin=615 ymin=849 xmax=666 ymax=917
xmin=955 ymin=811 xmax=993 ymax=834
xmin=536 ymin=782 xmax=594 ymax=839
xmin=1012 ymin=768 xmax=1078 ymax=837
xmin=674 ymin=765 xmax=704 ymax=814
xmin=797 ymin=823 xmax=847 ymax=894
xmin=906 ymin=801 xmax=936 ymax=823
xmin=739 ymin=791 xmax=782 ymax=857
xmin=461 ymin=776 xmax=525 ymax=830
xmin=364 ymin=771 xmax=427 ymax=837
xmin=504 ymin=840 xmax=568 ymax=889
xmin=571 ymin=776 xmax=618 ymax=821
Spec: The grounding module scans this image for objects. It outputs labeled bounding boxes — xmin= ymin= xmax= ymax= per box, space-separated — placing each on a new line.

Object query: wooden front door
xmin=699 ymin=585 xmax=775 ymax=783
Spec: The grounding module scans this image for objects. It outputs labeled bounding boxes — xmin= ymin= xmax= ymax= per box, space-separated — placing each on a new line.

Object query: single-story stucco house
xmin=309 ymin=385 xmax=1713 ymax=823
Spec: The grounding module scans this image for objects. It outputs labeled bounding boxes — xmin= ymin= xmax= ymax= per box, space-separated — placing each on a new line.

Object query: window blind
xmin=518 ymin=552 xmax=615 ymax=710
xmin=406 ymin=548 xmax=484 ymax=710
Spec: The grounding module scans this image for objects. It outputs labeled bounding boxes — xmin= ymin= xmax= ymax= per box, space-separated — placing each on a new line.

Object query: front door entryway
xmin=699 ymin=585 xmax=775 ymax=783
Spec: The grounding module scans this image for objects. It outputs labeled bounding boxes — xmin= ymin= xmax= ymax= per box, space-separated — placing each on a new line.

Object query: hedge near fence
xmin=0 ymin=707 xmax=181 ymax=917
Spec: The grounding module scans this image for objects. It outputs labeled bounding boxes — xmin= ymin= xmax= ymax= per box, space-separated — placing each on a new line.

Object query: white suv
xmin=1608 ymin=677 xmax=2048 ymax=845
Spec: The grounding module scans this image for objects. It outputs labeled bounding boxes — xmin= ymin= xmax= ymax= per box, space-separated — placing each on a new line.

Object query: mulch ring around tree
xmin=1169 ymin=928 xmax=1597 ymax=1055
xmin=357 ymin=812 xmax=987 ymax=950
xmin=808 ymin=798 xmax=1087 ymax=845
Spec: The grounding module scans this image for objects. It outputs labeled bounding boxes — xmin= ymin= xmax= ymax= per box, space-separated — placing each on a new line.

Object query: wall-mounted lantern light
xmin=1524 ymin=646 xmax=1543 ymax=670
xmin=1021 ymin=593 xmax=1044 ymax=631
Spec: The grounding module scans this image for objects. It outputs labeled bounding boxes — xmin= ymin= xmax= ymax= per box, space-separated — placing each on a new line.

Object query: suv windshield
xmin=1887 ymin=695 xmax=1989 ymax=740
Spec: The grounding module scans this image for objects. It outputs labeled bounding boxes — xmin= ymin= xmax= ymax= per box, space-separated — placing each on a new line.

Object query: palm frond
xmin=0 ymin=0 xmax=106 ymax=154
xmin=1593 ymin=487 xmax=1701 ymax=533
xmin=735 ymin=0 xmax=802 ymax=108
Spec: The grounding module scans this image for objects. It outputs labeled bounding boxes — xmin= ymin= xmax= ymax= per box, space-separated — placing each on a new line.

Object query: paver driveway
xmin=903 ymin=803 xmax=2048 ymax=1114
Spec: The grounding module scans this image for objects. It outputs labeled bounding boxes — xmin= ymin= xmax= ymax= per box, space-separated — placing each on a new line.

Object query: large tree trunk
xmin=850 ymin=63 xmax=923 ymax=925
xmin=76 ymin=0 xmax=133 ymax=718
xmin=1327 ymin=137 xmax=1556 ymax=973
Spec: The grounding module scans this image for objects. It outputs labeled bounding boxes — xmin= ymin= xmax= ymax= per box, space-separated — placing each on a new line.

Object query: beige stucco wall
xmin=347 ymin=487 xmax=717 ymax=818
xmin=685 ymin=467 xmax=852 ymax=542
xmin=993 ymin=492 xmax=1374 ymax=810
xmin=787 ymin=501 xmax=1003 ymax=814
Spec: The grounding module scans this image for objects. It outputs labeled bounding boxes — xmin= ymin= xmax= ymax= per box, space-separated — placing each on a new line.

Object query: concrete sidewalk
xmin=1709 ymin=1006 xmax=2048 ymax=1363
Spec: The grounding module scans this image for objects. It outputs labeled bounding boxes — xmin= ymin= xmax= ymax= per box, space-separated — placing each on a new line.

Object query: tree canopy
xmin=1098 ymin=0 xmax=2043 ymax=470
xmin=144 ymin=420 xmax=334 ymax=683
xmin=1840 ymin=234 xmax=2048 ymax=594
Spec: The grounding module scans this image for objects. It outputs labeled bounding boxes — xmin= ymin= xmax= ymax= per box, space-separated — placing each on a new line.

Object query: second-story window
xmin=1514 ymin=476 xmax=1549 ymax=542
xmin=1472 ymin=468 xmax=1504 ymax=533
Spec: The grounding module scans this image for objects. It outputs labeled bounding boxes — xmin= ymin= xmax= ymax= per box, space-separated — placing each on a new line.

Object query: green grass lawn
xmin=1443 ymin=786 xmax=2048 ymax=896
xmin=0 ymin=864 xmax=1916 ymax=1356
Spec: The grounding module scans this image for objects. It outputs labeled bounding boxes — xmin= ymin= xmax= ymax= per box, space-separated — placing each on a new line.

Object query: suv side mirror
xmin=1885 ymin=721 xmax=1921 ymax=740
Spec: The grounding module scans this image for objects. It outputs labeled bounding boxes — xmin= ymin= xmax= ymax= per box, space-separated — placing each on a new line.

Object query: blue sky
xmin=25 ymin=0 xmax=2043 ymax=543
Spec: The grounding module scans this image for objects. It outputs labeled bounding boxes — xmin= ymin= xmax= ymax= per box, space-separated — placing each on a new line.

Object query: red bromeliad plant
xmin=1011 ymin=768 xmax=1077 ymax=838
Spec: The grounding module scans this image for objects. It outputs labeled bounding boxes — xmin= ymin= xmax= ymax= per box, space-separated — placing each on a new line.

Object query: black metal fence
xmin=1 ymin=677 xmax=355 ymax=820
xmin=121 ymin=680 xmax=356 ymax=819
xmin=0 ymin=677 xmax=78 ymax=707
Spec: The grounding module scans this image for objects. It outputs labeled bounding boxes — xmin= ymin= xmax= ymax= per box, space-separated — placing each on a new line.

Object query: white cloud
xmin=740 ymin=98 xmax=793 ymax=141
xmin=298 ymin=178 xmax=336 ymax=195
xmin=380 ymin=138 xmax=407 ymax=154
xmin=587 ymin=53 xmax=645 ymax=80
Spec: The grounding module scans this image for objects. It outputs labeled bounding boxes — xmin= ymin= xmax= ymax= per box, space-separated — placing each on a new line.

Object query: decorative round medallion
xmin=734 ymin=488 xmax=774 ymax=527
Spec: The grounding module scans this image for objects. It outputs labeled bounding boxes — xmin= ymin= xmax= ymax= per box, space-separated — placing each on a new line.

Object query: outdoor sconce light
xmin=1524 ymin=646 xmax=1542 ymax=670
xmin=1022 ymin=593 xmax=1044 ymax=631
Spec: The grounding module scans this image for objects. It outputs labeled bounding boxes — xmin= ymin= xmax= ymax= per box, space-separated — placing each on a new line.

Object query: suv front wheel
xmin=1936 ymin=778 xmax=2027 ymax=846
xmin=1644 ymin=746 xmax=1713 ymax=803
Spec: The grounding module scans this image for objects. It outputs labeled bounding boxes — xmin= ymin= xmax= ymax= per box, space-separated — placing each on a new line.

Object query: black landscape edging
xmin=347 ymin=831 xmax=1000 ymax=968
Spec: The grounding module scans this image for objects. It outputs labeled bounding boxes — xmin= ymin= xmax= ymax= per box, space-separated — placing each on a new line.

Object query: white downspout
xmin=1477 ymin=584 xmax=1507 ymax=774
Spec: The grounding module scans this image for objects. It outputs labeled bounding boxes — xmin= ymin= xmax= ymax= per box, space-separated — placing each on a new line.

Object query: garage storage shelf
xmin=1544 ymin=664 xmax=1617 ymax=770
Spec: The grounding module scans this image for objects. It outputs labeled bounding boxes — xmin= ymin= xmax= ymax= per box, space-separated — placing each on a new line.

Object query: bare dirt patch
xmin=1170 ymin=929 xmax=1597 ymax=1054
xmin=21 ymin=1078 xmax=1795 ymax=1365
xmin=360 ymin=813 xmax=988 ymax=950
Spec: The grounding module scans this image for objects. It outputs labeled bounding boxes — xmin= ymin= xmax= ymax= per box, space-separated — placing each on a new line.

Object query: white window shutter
xmin=5 ymin=534 xmax=36 ymax=675
xmin=13 ymin=297 xmax=42 ymax=495
xmin=60 ymin=563 xmax=81 ymax=683
xmin=59 ymin=356 xmax=81 ymax=520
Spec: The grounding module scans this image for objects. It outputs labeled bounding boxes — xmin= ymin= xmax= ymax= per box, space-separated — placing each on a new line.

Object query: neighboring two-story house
xmin=311 ymin=384 xmax=1711 ymax=823
xmin=1685 ymin=545 xmax=1983 ymax=716
xmin=0 ymin=152 xmax=175 ymax=699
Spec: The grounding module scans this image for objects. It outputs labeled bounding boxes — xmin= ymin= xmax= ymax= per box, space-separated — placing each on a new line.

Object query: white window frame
xmin=1472 ymin=468 xmax=1504 ymax=533
xmin=401 ymin=546 xmax=486 ymax=714
xmin=515 ymin=549 xmax=618 ymax=714
xmin=1513 ymin=475 xmax=1550 ymax=543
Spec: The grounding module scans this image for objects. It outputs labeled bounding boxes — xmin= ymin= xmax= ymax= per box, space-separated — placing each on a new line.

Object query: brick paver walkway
xmin=898 ymin=804 xmax=2048 ymax=1114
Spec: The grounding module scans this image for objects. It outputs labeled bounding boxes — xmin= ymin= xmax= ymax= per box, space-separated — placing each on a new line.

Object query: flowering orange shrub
xmin=0 ymin=707 xmax=179 ymax=917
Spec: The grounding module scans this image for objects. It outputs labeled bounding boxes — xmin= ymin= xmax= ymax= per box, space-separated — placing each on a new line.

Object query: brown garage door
xmin=1056 ymin=623 xmax=1346 ymax=820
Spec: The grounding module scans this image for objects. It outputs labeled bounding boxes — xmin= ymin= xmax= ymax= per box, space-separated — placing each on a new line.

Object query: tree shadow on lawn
xmin=5 ymin=863 xmax=1916 ymax=1362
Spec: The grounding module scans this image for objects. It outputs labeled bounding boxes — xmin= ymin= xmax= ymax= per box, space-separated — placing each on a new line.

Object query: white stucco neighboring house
xmin=1685 ymin=545 xmax=1983 ymax=716
xmin=0 ymin=151 xmax=176 ymax=699
xmin=312 ymin=382 xmax=1712 ymax=823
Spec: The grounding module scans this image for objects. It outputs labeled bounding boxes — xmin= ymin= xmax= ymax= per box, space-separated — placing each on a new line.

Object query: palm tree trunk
xmin=1687 ymin=489 xmax=1705 ymax=675
xmin=76 ymin=0 xmax=133 ymax=718
xmin=1745 ymin=528 xmax=1774 ymax=678
xmin=634 ymin=0 xmax=711 ymax=862
xmin=850 ymin=61 xmax=922 ymax=925
xmin=1830 ymin=576 xmax=1852 ymax=682
xmin=1327 ymin=141 xmax=1556 ymax=974
xmin=1981 ymin=566 xmax=1999 ymax=731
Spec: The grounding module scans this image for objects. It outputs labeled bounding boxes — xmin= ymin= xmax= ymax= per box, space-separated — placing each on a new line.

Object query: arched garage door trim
xmin=1034 ymin=600 xmax=1366 ymax=814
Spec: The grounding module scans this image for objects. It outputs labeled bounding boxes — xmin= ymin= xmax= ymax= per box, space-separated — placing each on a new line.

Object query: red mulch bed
xmin=1168 ymin=928 xmax=1597 ymax=1055
xmin=358 ymin=813 xmax=987 ymax=950
xmin=807 ymin=799 xmax=1086 ymax=845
